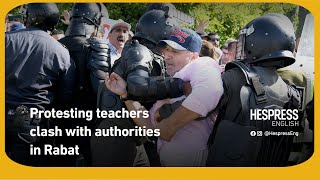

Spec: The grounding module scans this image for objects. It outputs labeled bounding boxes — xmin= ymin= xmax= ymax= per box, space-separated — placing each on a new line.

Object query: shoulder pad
xmin=87 ymin=37 xmax=109 ymax=53
xmin=123 ymin=40 xmax=153 ymax=63
xmin=122 ymin=40 xmax=154 ymax=74
xmin=226 ymin=61 xmax=268 ymax=104
xmin=87 ymin=37 xmax=111 ymax=79
xmin=87 ymin=37 xmax=110 ymax=61
xmin=225 ymin=61 xmax=256 ymax=85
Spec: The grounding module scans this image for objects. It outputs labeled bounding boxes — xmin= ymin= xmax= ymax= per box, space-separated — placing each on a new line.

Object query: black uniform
xmin=206 ymin=13 xmax=301 ymax=166
xmin=58 ymin=3 xmax=109 ymax=166
xmin=59 ymin=35 xmax=96 ymax=109
xmin=6 ymin=28 xmax=75 ymax=110
xmin=59 ymin=3 xmax=109 ymax=111
xmin=5 ymin=27 xmax=75 ymax=166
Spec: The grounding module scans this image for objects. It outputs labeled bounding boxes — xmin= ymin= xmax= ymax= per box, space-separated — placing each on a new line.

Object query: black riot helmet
xmin=146 ymin=3 xmax=176 ymax=12
xmin=70 ymin=3 xmax=108 ymax=27
xmin=24 ymin=3 xmax=60 ymax=31
xmin=134 ymin=10 xmax=180 ymax=48
xmin=236 ymin=13 xmax=296 ymax=68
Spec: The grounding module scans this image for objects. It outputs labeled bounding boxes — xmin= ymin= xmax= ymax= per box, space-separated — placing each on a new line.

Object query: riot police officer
xmin=206 ymin=13 xmax=300 ymax=166
xmin=59 ymin=3 xmax=109 ymax=109
xmin=58 ymin=3 xmax=109 ymax=166
xmin=5 ymin=3 xmax=76 ymax=166
xmin=91 ymin=10 xmax=191 ymax=166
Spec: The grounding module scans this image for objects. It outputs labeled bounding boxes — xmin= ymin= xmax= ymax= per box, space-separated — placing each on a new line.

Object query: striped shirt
xmin=107 ymin=41 xmax=121 ymax=67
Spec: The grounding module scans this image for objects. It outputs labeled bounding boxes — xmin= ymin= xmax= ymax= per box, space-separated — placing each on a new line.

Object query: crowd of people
xmin=5 ymin=3 xmax=313 ymax=167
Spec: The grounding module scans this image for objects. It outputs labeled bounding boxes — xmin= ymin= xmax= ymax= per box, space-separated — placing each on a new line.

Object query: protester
xmin=196 ymin=31 xmax=210 ymax=41
xmin=61 ymin=10 xmax=71 ymax=25
xmin=107 ymin=19 xmax=131 ymax=66
xmin=105 ymin=28 xmax=223 ymax=166
xmin=200 ymin=40 xmax=219 ymax=61
xmin=219 ymin=38 xmax=238 ymax=71
xmin=208 ymin=32 xmax=220 ymax=47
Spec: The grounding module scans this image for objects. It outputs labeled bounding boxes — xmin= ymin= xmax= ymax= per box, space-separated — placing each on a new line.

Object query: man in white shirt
xmin=107 ymin=19 xmax=131 ymax=66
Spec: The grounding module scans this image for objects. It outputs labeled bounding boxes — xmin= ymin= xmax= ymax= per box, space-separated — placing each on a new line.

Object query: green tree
xmin=174 ymin=3 xmax=297 ymax=46
xmin=105 ymin=3 xmax=147 ymax=32
xmin=8 ymin=2 xmax=300 ymax=44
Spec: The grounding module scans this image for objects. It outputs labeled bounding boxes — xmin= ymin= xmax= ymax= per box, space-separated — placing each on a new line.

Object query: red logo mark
xmin=103 ymin=24 xmax=110 ymax=30
xmin=171 ymin=29 xmax=190 ymax=43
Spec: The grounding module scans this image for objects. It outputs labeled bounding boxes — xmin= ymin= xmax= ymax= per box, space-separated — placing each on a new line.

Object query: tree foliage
xmin=9 ymin=3 xmax=299 ymax=46
xmin=174 ymin=3 xmax=298 ymax=45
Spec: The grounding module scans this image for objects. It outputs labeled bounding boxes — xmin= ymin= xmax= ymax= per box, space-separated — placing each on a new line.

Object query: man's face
xmin=209 ymin=34 xmax=220 ymax=47
xmin=162 ymin=45 xmax=196 ymax=76
xmin=108 ymin=26 xmax=129 ymax=50
xmin=201 ymin=36 xmax=209 ymax=41
xmin=221 ymin=48 xmax=229 ymax=64
xmin=227 ymin=42 xmax=237 ymax=61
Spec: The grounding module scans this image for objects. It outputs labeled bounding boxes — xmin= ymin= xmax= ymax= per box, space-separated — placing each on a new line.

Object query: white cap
xmin=109 ymin=19 xmax=131 ymax=32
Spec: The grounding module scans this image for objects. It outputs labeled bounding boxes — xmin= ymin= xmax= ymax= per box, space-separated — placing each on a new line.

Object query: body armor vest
xmin=207 ymin=61 xmax=300 ymax=166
